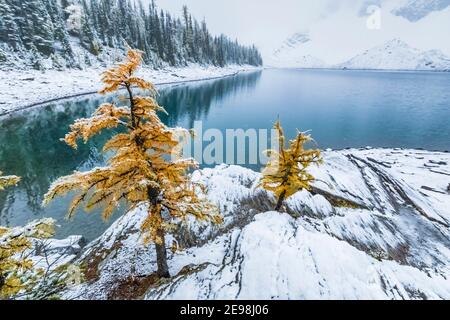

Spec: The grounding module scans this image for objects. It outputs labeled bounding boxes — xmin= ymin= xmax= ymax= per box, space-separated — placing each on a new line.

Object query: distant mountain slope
xmin=392 ymin=0 xmax=450 ymax=22
xmin=338 ymin=39 xmax=450 ymax=71
xmin=266 ymin=33 xmax=325 ymax=68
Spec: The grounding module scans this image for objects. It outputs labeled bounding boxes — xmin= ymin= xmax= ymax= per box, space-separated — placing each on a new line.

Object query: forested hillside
xmin=0 ymin=0 xmax=263 ymax=70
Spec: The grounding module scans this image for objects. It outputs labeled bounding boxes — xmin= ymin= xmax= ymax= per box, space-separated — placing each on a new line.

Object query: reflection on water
xmin=158 ymin=71 xmax=263 ymax=128
xmin=0 ymin=71 xmax=262 ymax=240
xmin=1 ymin=68 xmax=449 ymax=240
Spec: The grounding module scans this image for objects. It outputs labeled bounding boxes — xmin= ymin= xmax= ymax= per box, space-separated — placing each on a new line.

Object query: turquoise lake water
xmin=0 ymin=69 xmax=449 ymax=240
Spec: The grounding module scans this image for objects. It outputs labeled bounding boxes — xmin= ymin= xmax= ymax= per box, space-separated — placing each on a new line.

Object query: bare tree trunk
xmin=0 ymin=274 xmax=5 ymax=293
xmin=126 ymin=71 xmax=170 ymax=279
xmin=148 ymin=186 xmax=170 ymax=278
xmin=155 ymin=228 xmax=170 ymax=278
xmin=275 ymin=190 xmax=286 ymax=211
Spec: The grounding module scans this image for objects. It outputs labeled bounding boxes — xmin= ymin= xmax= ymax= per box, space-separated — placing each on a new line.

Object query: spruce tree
xmin=153 ymin=10 xmax=163 ymax=59
xmin=182 ymin=5 xmax=194 ymax=61
xmin=79 ymin=2 xmax=101 ymax=56
xmin=45 ymin=0 xmax=75 ymax=65
xmin=164 ymin=13 xmax=176 ymax=66
xmin=0 ymin=0 xmax=22 ymax=50
xmin=28 ymin=0 xmax=54 ymax=55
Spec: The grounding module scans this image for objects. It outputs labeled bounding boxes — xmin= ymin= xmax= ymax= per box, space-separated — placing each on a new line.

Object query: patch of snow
xmin=0 ymin=64 xmax=262 ymax=116
xmin=147 ymin=211 xmax=450 ymax=300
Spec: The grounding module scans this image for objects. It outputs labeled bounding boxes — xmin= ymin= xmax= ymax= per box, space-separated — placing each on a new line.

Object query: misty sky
xmin=156 ymin=0 xmax=339 ymax=48
xmin=153 ymin=0 xmax=450 ymax=63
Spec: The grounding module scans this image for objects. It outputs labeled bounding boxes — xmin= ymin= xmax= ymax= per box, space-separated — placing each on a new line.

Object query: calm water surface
xmin=1 ymin=69 xmax=449 ymax=240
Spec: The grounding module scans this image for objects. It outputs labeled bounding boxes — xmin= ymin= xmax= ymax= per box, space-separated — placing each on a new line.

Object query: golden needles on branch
xmin=260 ymin=120 xmax=322 ymax=211
xmin=43 ymin=49 xmax=222 ymax=278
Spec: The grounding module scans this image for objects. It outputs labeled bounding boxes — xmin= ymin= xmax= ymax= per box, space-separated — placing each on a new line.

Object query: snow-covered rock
xmin=0 ymin=218 xmax=85 ymax=270
xmin=146 ymin=211 xmax=450 ymax=300
xmin=266 ymin=33 xmax=325 ymax=69
xmin=30 ymin=235 xmax=85 ymax=273
xmin=62 ymin=148 xmax=450 ymax=300
xmin=338 ymin=39 xmax=450 ymax=71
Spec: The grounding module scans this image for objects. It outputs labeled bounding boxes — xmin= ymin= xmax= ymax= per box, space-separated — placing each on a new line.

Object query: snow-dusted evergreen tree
xmin=45 ymin=0 xmax=75 ymax=66
xmin=79 ymin=0 xmax=101 ymax=55
xmin=164 ymin=12 xmax=176 ymax=66
xmin=182 ymin=5 xmax=194 ymax=61
xmin=27 ymin=0 xmax=54 ymax=55
xmin=0 ymin=0 xmax=22 ymax=50
xmin=65 ymin=3 xmax=82 ymax=35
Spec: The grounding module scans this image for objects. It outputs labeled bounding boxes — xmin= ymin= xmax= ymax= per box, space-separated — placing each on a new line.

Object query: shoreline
xmin=3 ymin=65 xmax=448 ymax=118
xmin=264 ymin=66 xmax=450 ymax=73
xmin=0 ymin=70 xmax=251 ymax=117
xmin=0 ymin=64 xmax=262 ymax=117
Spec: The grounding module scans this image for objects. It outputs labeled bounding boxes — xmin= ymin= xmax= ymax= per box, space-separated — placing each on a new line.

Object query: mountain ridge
xmin=266 ymin=32 xmax=326 ymax=69
xmin=338 ymin=38 xmax=450 ymax=71
xmin=267 ymin=35 xmax=450 ymax=71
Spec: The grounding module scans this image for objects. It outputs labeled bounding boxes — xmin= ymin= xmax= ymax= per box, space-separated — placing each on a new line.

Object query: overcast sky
xmin=153 ymin=0 xmax=450 ymax=63
xmin=155 ymin=0 xmax=339 ymax=47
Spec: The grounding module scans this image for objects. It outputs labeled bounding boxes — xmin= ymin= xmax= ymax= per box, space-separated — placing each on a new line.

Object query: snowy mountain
xmin=260 ymin=0 xmax=450 ymax=70
xmin=61 ymin=148 xmax=450 ymax=300
xmin=392 ymin=0 xmax=450 ymax=22
xmin=338 ymin=39 xmax=450 ymax=71
xmin=266 ymin=33 xmax=325 ymax=68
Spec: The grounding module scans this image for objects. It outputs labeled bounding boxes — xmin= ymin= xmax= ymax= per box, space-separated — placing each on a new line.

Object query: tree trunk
xmin=148 ymin=186 xmax=170 ymax=278
xmin=0 ymin=274 xmax=5 ymax=293
xmin=155 ymin=228 xmax=170 ymax=278
xmin=275 ymin=191 xmax=286 ymax=211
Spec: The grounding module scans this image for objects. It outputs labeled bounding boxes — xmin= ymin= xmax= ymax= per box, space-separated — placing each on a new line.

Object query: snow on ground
xmin=60 ymin=148 xmax=450 ymax=300
xmin=147 ymin=212 xmax=450 ymax=300
xmin=0 ymin=218 xmax=84 ymax=276
xmin=0 ymin=64 xmax=261 ymax=116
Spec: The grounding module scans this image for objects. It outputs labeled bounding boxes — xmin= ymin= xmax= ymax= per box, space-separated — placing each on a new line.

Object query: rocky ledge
xmin=60 ymin=148 xmax=450 ymax=300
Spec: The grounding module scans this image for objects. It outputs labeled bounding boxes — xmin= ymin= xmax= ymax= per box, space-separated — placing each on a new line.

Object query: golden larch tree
xmin=0 ymin=172 xmax=20 ymax=191
xmin=260 ymin=120 xmax=322 ymax=211
xmin=0 ymin=172 xmax=55 ymax=299
xmin=43 ymin=49 xmax=222 ymax=278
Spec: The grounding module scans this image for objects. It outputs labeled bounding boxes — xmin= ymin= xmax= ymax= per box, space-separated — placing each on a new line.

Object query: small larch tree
xmin=0 ymin=172 xmax=55 ymax=299
xmin=260 ymin=121 xmax=322 ymax=211
xmin=43 ymin=48 xmax=222 ymax=278
xmin=0 ymin=172 xmax=20 ymax=191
